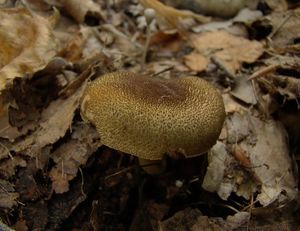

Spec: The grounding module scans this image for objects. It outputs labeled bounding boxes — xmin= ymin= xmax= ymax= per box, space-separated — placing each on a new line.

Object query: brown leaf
xmin=0 ymin=98 xmax=20 ymax=140
xmin=230 ymin=75 xmax=257 ymax=105
xmin=159 ymin=208 xmax=223 ymax=231
xmin=0 ymin=179 xmax=19 ymax=209
xmin=0 ymin=156 xmax=26 ymax=178
xmin=184 ymin=51 xmax=209 ymax=72
xmin=203 ymin=95 xmax=297 ymax=206
xmin=190 ymin=30 xmax=263 ymax=74
xmin=166 ymin=0 xmax=259 ymax=18
xmin=20 ymin=0 xmax=51 ymax=11
xmin=12 ymin=83 xmax=87 ymax=155
xmin=265 ymin=0 xmax=288 ymax=12
xmin=130 ymin=201 xmax=169 ymax=231
xmin=13 ymin=219 xmax=28 ymax=231
xmin=50 ymin=123 xmax=101 ymax=194
xmin=268 ymin=8 xmax=300 ymax=49
xmin=55 ymin=0 xmax=105 ymax=24
xmin=49 ymin=168 xmax=73 ymax=194
xmin=139 ymin=0 xmax=210 ymax=30
xmin=0 ymin=8 xmax=58 ymax=92
xmin=22 ymin=201 xmax=48 ymax=230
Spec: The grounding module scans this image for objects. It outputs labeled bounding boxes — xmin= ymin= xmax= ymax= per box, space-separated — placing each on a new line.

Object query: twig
xmin=141 ymin=21 xmax=152 ymax=70
xmin=79 ymin=167 xmax=86 ymax=198
xmin=104 ymin=166 xmax=134 ymax=180
xmin=248 ymin=64 xmax=279 ymax=80
xmin=0 ymin=142 xmax=13 ymax=160
xmin=269 ymin=13 xmax=293 ymax=39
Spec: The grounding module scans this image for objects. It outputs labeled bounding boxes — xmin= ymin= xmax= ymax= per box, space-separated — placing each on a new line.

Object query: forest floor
xmin=0 ymin=0 xmax=300 ymax=230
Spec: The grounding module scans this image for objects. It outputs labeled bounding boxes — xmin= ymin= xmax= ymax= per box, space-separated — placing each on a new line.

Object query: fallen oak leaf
xmin=0 ymin=7 xmax=58 ymax=93
xmin=0 ymin=156 xmax=27 ymax=179
xmin=139 ymin=0 xmax=210 ymax=31
xmin=203 ymin=94 xmax=297 ymax=206
xmin=0 ymin=179 xmax=19 ymax=209
xmin=54 ymin=0 xmax=106 ymax=24
xmin=189 ymin=30 xmax=263 ymax=74
xmin=12 ymin=82 xmax=87 ymax=156
xmin=50 ymin=123 xmax=101 ymax=194
xmin=183 ymin=51 xmax=209 ymax=72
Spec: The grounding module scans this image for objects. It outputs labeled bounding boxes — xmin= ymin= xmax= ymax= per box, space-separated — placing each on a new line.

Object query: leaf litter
xmin=0 ymin=0 xmax=299 ymax=230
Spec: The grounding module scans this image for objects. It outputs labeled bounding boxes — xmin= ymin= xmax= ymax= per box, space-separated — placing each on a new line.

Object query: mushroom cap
xmin=81 ymin=71 xmax=225 ymax=160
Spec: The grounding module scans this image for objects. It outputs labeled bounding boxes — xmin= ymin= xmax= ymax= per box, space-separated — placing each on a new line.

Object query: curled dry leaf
xmin=159 ymin=208 xmax=249 ymax=231
xmin=20 ymin=0 xmax=52 ymax=11
xmin=140 ymin=59 xmax=188 ymax=77
xmin=189 ymin=30 xmax=263 ymax=74
xmin=54 ymin=0 xmax=105 ymax=24
xmin=0 ymin=100 xmax=20 ymax=140
xmin=192 ymin=8 xmax=263 ymax=35
xmin=50 ymin=123 xmax=101 ymax=194
xmin=0 ymin=179 xmax=19 ymax=209
xmin=203 ymin=94 xmax=298 ymax=206
xmin=0 ymin=156 xmax=27 ymax=178
xmin=159 ymin=208 xmax=208 ymax=231
xmin=253 ymin=57 xmax=300 ymax=108
xmin=167 ymin=0 xmax=259 ymax=18
xmin=260 ymin=74 xmax=300 ymax=101
xmin=0 ymin=7 xmax=58 ymax=92
xmin=0 ymin=58 xmax=71 ymax=142
xmin=12 ymin=82 xmax=87 ymax=156
xmin=268 ymin=8 xmax=300 ymax=49
xmin=183 ymin=51 xmax=209 ymax=72
xmin=230 ymin=75 xmax=257 ymax=105
xmin=139 ymin=0 xmax=210 ymax=30
xmin=265 ymin=0 xmax=288 ymax=12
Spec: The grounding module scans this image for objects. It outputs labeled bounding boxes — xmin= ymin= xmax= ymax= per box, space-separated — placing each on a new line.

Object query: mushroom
xmin=80 ymin=71 xmax=225 ymax=174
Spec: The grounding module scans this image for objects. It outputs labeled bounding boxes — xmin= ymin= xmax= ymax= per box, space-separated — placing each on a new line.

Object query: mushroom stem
xmin=141 ymin=8 xmax=155 ymax=70
xmin=138 ymin=157 xmax=166 ymax=175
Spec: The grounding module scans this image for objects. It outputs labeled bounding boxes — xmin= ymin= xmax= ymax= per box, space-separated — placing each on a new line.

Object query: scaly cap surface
xmin=81 ymin=71 xmax=225 ymax=160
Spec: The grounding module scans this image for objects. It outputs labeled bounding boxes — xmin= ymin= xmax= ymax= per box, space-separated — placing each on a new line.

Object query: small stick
xmin=141 ymin=8 xmax=156 ymax=70
xmin=248 ymin=64 xmax=279 ymax=80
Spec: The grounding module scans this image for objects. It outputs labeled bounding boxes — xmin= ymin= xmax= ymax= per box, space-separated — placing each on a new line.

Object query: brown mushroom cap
xmin=81 ymin=71 xmax=225 ymax=160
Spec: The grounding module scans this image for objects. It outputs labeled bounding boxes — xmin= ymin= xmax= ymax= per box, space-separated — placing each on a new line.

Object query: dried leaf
xmin=253 ymin=57 xmax=300 ymax=114
xmin=190 ymin=30 xmax=263 ymax=74
xmin=49 ymin=168 xmax=73 ymax=194
xmin=230 ymin=75 xmax=257 ymax=105
xmin=159 ymin=208 xmax=223 ymax=231
xmin=0 ymin=8 xmax=58 ymax=92
xmin=0 ymin=57 xmax=71 ymax=141
xmin=22 ymin=201 xmax=48 ymax=230
xmin=0 ymin=108 xmax=20 ymax=140
xmin=0 ymin=179 xmax=19 ymax=209
xmin=130 ymin=201 xmax=168 ymax=231
xmin=13 ymin=219 xmax=28 ymax=231
xmin=184 ymin=51 xmax=209 ymax=72
xmin=269 ymin=8 xmax=300 ymax=49
xmin=265 ymin=0 xmax=288 ymax=12
xmin=139 ymin=0 xmax=210 ymax=30
xmin=55 ymin=0 xmax=105 ymax=24
xmin=192 ymin=8 xmax=263 ymax=34
xmin=141 ymin=60 xmax=188 ymax=77
xmin=13 ymin=83 xmax=87 ymax=155
xmin=166 ymin=0 xmax=259 ymax=18
xmin=203 ymin=95 xmax=297 ymax=206
xmin=0 ymin=156 xmax=27 ymax=178
xmin=50 ymin=123 xmax=101 ymax=194
xmin=20 ymin=0 xmax=51 ymax=11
